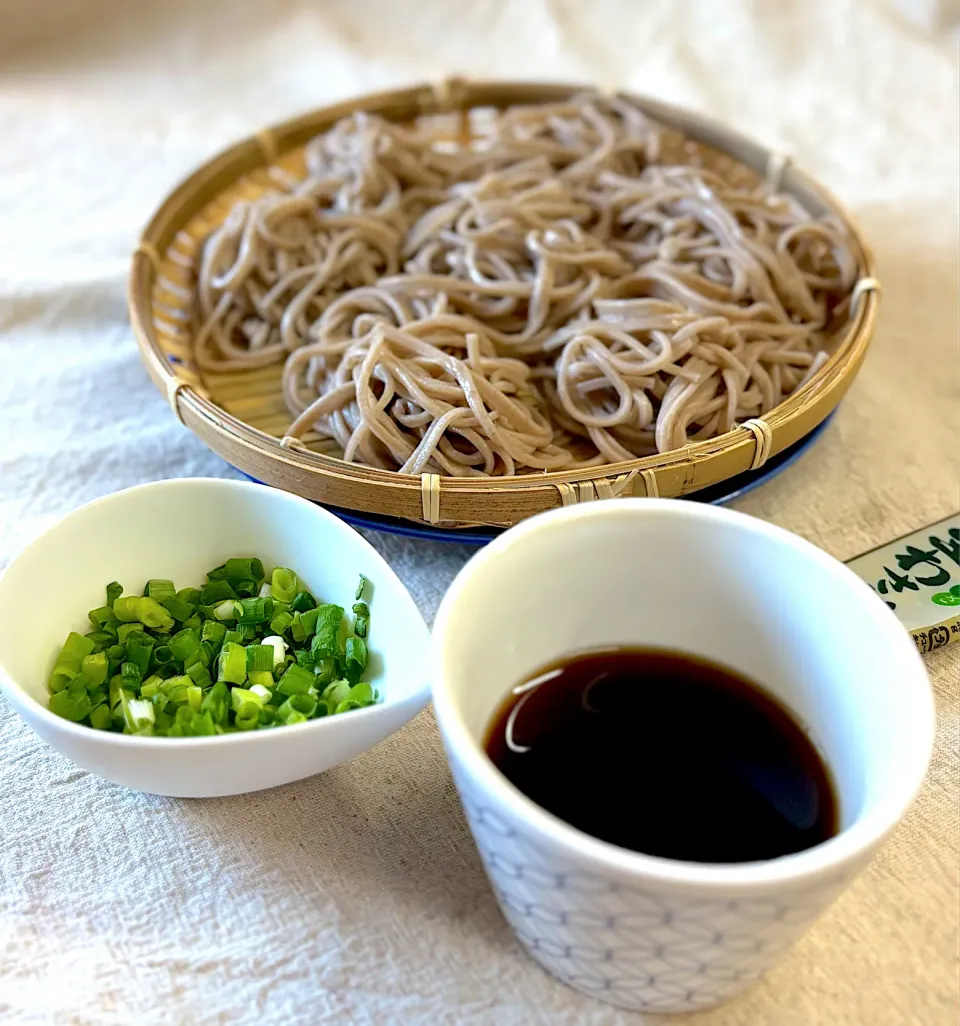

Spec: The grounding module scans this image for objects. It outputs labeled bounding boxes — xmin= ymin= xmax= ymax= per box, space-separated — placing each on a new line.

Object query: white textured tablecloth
xmin=1 ymin=3 xmax=958 ymax=1023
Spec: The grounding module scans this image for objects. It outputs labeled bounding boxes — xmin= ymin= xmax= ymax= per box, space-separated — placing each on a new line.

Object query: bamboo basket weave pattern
xmin=129 ymin=79 xmax=879 ymax=528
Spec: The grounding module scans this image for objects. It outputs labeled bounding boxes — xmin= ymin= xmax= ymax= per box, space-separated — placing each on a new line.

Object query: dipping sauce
xmin=484 ymin=647 xmax=838 ymax=863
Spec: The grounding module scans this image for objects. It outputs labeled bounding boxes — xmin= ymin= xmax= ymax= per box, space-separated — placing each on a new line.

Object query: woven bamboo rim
xmin=128 ymin=78 xmax=879 ymax=529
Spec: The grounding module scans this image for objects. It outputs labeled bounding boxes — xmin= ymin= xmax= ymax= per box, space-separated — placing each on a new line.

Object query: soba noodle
xmin=194 ymin=94 xmax=857 ymax=475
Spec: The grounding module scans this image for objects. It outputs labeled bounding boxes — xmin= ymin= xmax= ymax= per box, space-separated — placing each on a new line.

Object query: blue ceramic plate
xmin=245 ymin=413 xmax=834 ymax=546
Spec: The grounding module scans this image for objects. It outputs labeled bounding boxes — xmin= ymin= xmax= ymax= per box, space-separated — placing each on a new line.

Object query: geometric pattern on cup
xmin=461 ymin=795 xmax=852 ymax=1013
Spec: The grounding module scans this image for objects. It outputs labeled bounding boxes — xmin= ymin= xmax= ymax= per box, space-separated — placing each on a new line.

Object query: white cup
xmin=431 ymin=500 xmax=933 ymax=1014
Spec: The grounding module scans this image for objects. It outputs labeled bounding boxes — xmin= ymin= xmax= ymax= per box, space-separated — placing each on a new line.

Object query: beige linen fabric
xmin=0 ymin=2 xmax=957 ymax=1023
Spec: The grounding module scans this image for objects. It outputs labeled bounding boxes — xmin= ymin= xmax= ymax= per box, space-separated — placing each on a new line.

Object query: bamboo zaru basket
xmin=128 ymin=79 xmax=879 ymax=529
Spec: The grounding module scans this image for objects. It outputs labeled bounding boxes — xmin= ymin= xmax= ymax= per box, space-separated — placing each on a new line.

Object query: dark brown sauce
xmin=484 ymin=647 xmax=838 ymax=863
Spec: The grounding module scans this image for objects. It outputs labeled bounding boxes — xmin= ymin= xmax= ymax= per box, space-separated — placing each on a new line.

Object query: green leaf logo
xmin=931 ymin=587 xmax=960 ymax=606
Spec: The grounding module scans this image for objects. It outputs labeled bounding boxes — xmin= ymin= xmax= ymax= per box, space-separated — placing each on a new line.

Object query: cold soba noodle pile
xmin=194 ymin=94 xmax=857 ymax=476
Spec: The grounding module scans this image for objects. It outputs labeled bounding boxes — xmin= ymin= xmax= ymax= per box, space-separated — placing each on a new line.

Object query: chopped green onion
xmin=276 ymin=663 xmax=316 ymax=697
xmin=348 ymin=682 xmax=375 ymax=705
xmin=344 ymin=636 xmax=367 ymax=683
xmin=119 ymin=691 xmax=155 ymax=732
xmin=125 ymin=631 xmax=155 ymax=676
xmin=271 ymin=567 xmax=299 ymax=604
xmin=88 ymin=605 xmax=118 ymax=630
xmin=261 ymin=635 xmax=288 ymax=668
xmin=121 ymin=661 xmax=142 ymax=689
xmin=247 ymin=670 xmax=274 ymax=689
xmin=310 ymin=605 xmax=343 ymax=661
xmin=48 ymin=559 xmax=380 ymax=732
xmin=186 ymin=661 xmax=212 ymax=689
xmin=106 ymin=645 xmax=127 ymax=677
xmin=190 ymin=710 xmax=216 ymax=736
xmin=164 ymin=710 xmax=191 ymax=736
xmin=152 ymin=706 xmax=172 ymax=729
xmin=230 ymin=687 xmax=269 ymax=713
xmin=352 ymin=601 xmax=369 ymax=639
xmin=140 ymin=676 xmax=162 ymax=699
xmin=85 ymin=689 xmax=106 ymax=715
xmin=269 ymin=610 xmax=294 ymax=636
xmin=245 ymin=645 xmax=275 ymax=674
xmin=117 ymin=623 xmax=141 ymax=644
xmin=146 ymin=579 xmax=176 ymax=602
xmin=200 ymin=620 xmax=226 ymax=648
xmin=113 ymin=596 xmax=140 ymax=623
xmin=61 ymin=675 xmax=87 ymax=700
xmin=314 ymin=656 xmax=337 ymax=685
xmin=139 ymin=597 xmax=174 ymax=631
xmin=114 ymin=596 xmax=174 ymax=631
xmin=237 ymin=597 xmax=274 ymax=624
xmin=295 ymin=648 xmax=316 ymax=671
xmin=159 ymin=595 xmax=197 ymax=622
xmin=297 ymin=607 xmax=319 ymax=638
xmin=89 ymin=704 xmax=113 ymax=730
xmin=232 ymin=579 xmax=257 ymax=598
xmin=224 ymin=558 xmax=265 ymax=582
xmin=202 ymin=681 xmax=229 ymax=726
xmin=217 ymin=642 xmax=247 ymax=685
xmin=161 ymin=676 xmax=192 ymax=704
xmin=321 ymin=680 xmax=352 ymax=710
xmin=168 ymin=628 xmax=201 ymax=664
xmin=81 ymin=652 xmax=109 ymax=687
xmin=160 ymin=673 xmax=192 ymax=693
xmin=187 ymin=642 xmax=211 ymax=668
xmin=207 ymin=559 xmax=263 ymax=584
xmin=290 ymin=591 xmax=316 ymax=613
xmin=49 ymin=687 xmax=92 ymax=722
xmin=49 ymin=632 xmax=95 ymax=692
xmin=317 ymin=604 xmax=344 ymax=629
xmin=235 ymin=702 xmax=260 ymax=730
xmin=200 ymin=579 xmax=237 ymax=605
xmin=163 ymin=707 xmax=189 ymax=736
xmin=84 ymin=630 xmax=115 ymax=653
xmin=278 ymin=693 xmax=318 ymax=721
xmin=108 ymin=674 xmax=125 ymax=709
xmin=212 ymin=599 xmax=241 ymax=622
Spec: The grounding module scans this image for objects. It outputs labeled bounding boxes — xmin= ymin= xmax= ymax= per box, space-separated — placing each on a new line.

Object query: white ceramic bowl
xmin=432 ymin=500 xmax=934 ymax=1013
xmin=0 ymin=478 xmax=430 ymax=797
